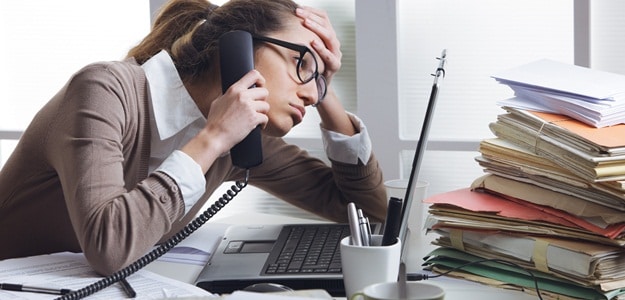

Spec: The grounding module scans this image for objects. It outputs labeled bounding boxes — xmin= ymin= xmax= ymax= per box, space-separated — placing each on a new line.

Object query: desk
xmin=145 ymin=212 xmax=538 ymax=300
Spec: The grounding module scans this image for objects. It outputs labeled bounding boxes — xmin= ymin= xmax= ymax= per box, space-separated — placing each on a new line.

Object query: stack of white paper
xmin=492 ymin=59 xmax=625 ymax=128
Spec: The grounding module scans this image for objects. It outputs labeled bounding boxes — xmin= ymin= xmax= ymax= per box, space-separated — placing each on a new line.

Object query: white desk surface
xmin=145 ymin=212 xmax=538 ymax=300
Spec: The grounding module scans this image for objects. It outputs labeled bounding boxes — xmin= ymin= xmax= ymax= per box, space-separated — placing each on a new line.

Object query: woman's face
xmin=254 ymin=17 xmax=325 ymax=137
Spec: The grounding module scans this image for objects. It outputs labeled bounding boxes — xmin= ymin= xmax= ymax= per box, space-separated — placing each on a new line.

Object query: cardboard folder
xmin=429 ymin=228 xmax=625 ymax=286
xmin=489 ymin=109 xmax=625 ymax=181
xmin=423 ymin=188 xmax=625 ymax=244
xmin=505 ymin=106 xmax=625 ymax=154
xmin=423 ymin=247 xmax=625 ymax=299
xmin=471 ymin=174 xmax=625 ymax=226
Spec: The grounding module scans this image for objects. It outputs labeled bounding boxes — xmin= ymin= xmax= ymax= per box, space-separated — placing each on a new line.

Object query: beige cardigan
xmin=0 ymin=59 xmax=387 ymax=275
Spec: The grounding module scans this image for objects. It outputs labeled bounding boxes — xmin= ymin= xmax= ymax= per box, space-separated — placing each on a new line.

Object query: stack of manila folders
xmin=422 ymin=59 xmax=625 ymax=300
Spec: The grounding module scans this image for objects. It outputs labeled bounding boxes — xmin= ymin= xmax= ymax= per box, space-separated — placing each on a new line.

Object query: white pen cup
xmin=340 ymin=235 xmax=401 ymax=299
xmin=384 ymin=179 xmax=429 ymax=271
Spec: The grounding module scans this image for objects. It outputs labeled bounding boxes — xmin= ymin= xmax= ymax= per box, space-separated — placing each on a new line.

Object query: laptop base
xmin=196 ymin=278 xmax=345 ymax=297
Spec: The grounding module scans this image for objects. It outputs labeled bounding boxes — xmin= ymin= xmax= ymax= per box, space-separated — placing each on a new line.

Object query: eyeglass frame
xmin=251 ymin=34 xmax=327 ymax=105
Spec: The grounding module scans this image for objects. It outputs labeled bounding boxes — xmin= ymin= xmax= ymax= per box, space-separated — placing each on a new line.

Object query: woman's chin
xmin=262 ymin=122 xmax=292 ymax=137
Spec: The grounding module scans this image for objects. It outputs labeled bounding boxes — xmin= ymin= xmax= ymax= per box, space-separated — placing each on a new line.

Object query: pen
xmin=347 ymin=202 xmax=363 ymax=246
xmin=357 ymin=209 xmax=370 ymax=246
xmin=0 ymin=282 xmax=72 ymax=295
xmin=381 ymin=197 xmax=403 ymax=246
xmin=365 ymin=217 xmax=372 ymax=244
xmin=120 ymin=278 xmax=137 ymax=298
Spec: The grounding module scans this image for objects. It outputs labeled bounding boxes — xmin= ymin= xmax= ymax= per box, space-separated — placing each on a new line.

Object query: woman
xmin=0 ymin=0 xmax=387 ymax=275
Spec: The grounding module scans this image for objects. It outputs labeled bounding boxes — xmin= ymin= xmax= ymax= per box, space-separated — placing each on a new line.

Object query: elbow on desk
xmin=76 ymin=194 xmax=181 ymax=276
xmin=83 ymin=246 xmax=136 ymax=276
xmin=79 ymin=229 xmax=157 ymax=276
xmin=79 ymin=228 xmax=170 ymax=276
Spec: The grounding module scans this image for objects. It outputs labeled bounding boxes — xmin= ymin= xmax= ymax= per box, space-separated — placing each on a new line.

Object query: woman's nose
xmin=299 ymin=80 xmax=318 ymax=106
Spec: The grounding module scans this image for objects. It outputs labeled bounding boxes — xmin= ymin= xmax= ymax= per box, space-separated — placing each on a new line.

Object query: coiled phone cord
xmin=55 ymin=170 xmax=250 ymax=300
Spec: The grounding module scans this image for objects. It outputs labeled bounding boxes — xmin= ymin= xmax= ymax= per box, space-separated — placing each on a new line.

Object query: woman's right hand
xmin=182 ymin=70 xmax=269 ymax=172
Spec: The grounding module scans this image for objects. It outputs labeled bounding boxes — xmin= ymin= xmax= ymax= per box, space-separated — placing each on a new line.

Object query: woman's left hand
xmin=296 ymin=6 xmax=342 ymax=86
xmin=296 ymin=5 xmax=356 ymax=136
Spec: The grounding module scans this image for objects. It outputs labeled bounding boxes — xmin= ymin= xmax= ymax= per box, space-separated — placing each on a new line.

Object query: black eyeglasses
xmin=252 ymin=34 xmax=327 ymax=105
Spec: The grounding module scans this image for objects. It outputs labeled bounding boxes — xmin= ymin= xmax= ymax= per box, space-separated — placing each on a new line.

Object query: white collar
xmin=141 ymin=50 xmax=205 ymax=140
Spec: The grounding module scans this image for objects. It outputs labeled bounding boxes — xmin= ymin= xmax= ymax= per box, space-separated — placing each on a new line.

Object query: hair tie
xmin=207 ymin=3 xmax=219 ymax=15
xmin=203 ymin=3 xmax=219 ymax=24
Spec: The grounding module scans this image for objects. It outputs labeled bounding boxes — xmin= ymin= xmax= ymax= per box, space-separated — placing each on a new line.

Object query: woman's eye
xmin=299 ymin=56 xmax=314 ymax=72
xmin=292 ymin=56 xmax=302 ymax=66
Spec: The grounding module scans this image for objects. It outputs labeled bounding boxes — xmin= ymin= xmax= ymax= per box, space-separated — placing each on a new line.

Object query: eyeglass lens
xmin=316 ymin=75 xmax=327 ymax=101
xmin=298 ymin=51 xmax=327 ymax=101
xmin=297 ymin=51 xmax=317 ymax=83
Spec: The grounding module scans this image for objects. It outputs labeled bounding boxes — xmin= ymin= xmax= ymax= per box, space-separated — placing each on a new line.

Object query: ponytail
xmin=127 ymin=0 xmax=298 ymax=82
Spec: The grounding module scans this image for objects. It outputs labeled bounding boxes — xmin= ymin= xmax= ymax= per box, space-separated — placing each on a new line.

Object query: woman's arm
xmin=248 ymin=136 xmax=387 ymax=223
xmin=296 ymin=6 xmax=357 ymax=136
xmin=49 ymin=63 xmax=186 ymax=275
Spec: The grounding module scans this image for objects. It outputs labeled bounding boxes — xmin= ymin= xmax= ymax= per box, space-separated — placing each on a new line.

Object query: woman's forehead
xmin=273 ymin=18 xmax=324 ymax=67
xmin=276 ymin=17 xmax=315 ymax=43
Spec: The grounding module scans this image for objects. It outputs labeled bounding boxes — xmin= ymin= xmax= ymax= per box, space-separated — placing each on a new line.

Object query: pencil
xmin=119 ymin=278 xmax=136 ymax=298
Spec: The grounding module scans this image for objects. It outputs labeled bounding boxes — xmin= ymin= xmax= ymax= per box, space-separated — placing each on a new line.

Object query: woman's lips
xmin=291 ymin=104 xmax=305 ymax=124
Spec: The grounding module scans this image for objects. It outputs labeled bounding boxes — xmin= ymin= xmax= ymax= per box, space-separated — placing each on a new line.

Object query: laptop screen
xmin=397 ymin=49 xmax=447 ymax=255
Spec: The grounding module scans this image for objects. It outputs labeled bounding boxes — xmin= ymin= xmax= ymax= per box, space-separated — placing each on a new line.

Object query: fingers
xmin=296 ymin=6 xmax=332 ymax=38
xmin=234 ymin=71 xmax=269 ymax=126
xmin=226 ymin=70 xmax=267 ymax=109
xmin=219 ymin=69 xmax=270 ymax=129
xmin=296 ymin=6 xmax=342 ymax=78
xmin=229 ymin=69 xmax=266 ymax=92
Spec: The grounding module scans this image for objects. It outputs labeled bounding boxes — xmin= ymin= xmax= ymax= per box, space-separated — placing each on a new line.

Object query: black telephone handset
xmin=219 ymin=30 xmax=263 ymax=169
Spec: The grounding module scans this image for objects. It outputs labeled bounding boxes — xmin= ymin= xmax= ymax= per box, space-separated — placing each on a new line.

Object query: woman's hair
xmin=127 ymin=0 xmax=298 ymax=83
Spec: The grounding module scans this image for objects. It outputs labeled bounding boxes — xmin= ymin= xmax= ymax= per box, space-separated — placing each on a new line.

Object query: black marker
xmin=381 ymin=197 xmax=403 ymax=246
xmin=0 ymin=282 xmax=72 ymax=295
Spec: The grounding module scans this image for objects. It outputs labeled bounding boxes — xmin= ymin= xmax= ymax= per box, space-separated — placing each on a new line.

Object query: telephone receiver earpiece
xmin=219 ymin=30 xmax=263 ymax=169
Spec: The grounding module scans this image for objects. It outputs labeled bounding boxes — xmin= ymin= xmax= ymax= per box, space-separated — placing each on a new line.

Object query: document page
xmin=0 ymin=252 xmax=216 ymax=299
xmin=157 ymin=222 xmax=230 ymax=266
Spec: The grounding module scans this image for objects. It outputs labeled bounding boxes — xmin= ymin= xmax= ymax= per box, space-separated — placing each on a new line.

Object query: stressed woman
xmin=0 ymin=0 xmax=387 ymax=275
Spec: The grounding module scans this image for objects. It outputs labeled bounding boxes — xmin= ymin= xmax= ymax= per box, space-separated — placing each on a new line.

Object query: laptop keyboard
xmin=262 ymin=224 xmax=350 ymax=275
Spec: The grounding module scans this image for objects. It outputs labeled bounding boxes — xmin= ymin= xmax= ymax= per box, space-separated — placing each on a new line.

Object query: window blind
xmin=395 ymin=0 xmax=574 ymax=196
xmin=0 ymin=1 xmax=149 ymax=131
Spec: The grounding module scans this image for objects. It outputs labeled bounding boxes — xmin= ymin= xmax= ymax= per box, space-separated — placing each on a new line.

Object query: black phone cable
xmin=408 ymin=258 xmax=544 ymax=300
xmin=55 ymin=170 xmax=250 ymax=300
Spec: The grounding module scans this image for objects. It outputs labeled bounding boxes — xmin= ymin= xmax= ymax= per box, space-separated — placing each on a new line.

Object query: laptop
xmin=194 ymin=50 xmax=447 ymax=297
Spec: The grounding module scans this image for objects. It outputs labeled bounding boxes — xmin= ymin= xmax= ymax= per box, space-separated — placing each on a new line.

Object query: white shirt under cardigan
xmin=141 ymin=50 xmax=372 ymax=215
